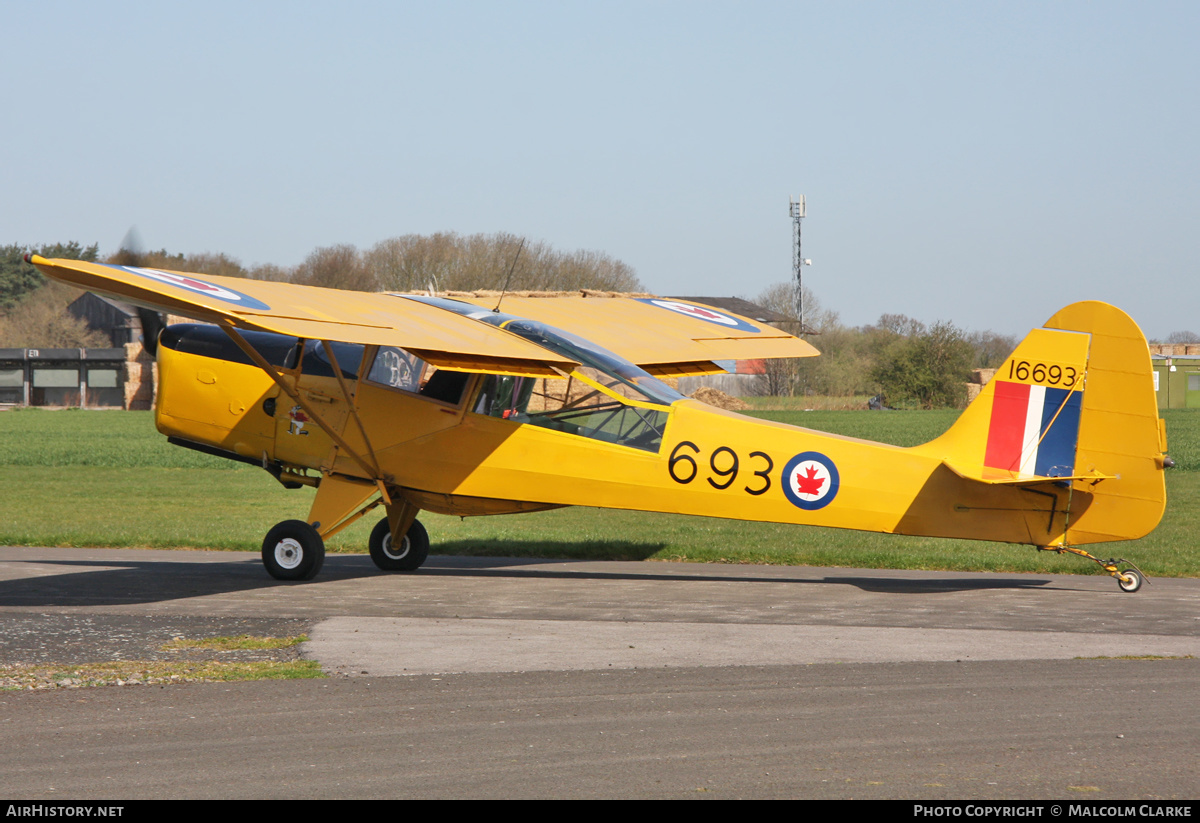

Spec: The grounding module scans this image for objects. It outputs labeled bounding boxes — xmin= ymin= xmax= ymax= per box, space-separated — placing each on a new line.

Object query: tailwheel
xmin=262 ymin=520 xmax=326 ymax=581
xmin=1117 ymin=569 xmax=1143 ymax=593
xmin=1040 ymin=545 xmax=1147 ymax=593
xmin=369 ymin=517 xmax=429 ymax=572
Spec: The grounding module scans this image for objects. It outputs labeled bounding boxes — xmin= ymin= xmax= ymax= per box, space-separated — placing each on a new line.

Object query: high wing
xmin=32 ymin=255 xmax=818 ymax=377
xmin=28 ymin=256 xmax=576 ymax=376
xmin=444 ymin=294 xmax=820 ymax=376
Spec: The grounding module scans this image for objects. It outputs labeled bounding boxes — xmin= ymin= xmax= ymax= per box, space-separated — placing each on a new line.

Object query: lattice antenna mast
xmin=789 ymin=196 xmax=811 ymax=335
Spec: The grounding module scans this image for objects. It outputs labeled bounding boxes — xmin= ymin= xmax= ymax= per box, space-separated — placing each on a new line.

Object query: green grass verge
xmin=0 ymin=659 xmax=324 ymax=690
xmin=740 ymin=395 xmax=875 ymax=411
xmin=2 ymin=408 xmax=1197 ymax=576
xmin=161 ymin=635 xmax=307 ymax=651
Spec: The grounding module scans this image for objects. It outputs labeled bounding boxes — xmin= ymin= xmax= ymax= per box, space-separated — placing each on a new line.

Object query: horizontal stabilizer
xmin=940 ymin=459 xmax=1115 ymax=487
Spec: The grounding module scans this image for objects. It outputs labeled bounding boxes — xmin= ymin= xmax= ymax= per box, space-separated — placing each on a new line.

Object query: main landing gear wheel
xmin=1117 ymin=569 xmax=1143 ymax=593
xmin=369 ymin=517 xmax=429 ymax=572
xmin=262 ymin=520 xmax=326 ymax=581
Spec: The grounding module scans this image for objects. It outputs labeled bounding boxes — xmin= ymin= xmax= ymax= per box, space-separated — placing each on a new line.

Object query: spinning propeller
xmin=112 ymin=226 xmax=167 ymax=356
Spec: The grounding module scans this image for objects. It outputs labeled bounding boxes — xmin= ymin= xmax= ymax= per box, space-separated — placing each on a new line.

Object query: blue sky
xmin=3 ymin=1 xmax=1196 ymax=337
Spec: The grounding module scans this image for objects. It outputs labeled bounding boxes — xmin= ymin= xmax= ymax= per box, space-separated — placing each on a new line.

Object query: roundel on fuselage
xmin=781 ymin=451 xmax=840 ymax=510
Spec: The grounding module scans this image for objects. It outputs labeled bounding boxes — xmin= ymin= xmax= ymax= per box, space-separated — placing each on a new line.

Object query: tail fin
xmin=918 ymin=301 xmax=1167 ymax=546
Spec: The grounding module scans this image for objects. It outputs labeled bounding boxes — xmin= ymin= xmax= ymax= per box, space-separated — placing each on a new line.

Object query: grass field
xmin=1 ymin=406 xmax=1197 ymax=577
xmin=740 ymin=395 xmax=875 ymax=411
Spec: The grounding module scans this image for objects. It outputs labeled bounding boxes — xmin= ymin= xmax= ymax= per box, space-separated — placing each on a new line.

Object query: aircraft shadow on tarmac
xmin=434 ymin=538 xmax=668 ymax=561
xmin=819 ymin=576 xmax=1052 ymax=593
xmin=0 ymin=550 xmax=1053 ymax=607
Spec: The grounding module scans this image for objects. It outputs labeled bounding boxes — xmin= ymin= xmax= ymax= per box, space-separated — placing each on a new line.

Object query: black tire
xmin=369 ymin=517 xmax=429 ymax=572
xmin=262 ymin=520 xmax=326 ymax=581
xmin=1117 ymin=569 xmax=1142 ymax=593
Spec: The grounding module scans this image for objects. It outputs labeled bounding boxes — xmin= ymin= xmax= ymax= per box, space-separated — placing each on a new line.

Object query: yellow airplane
xmin=28 ymin=254 xmax=1170 ymax=591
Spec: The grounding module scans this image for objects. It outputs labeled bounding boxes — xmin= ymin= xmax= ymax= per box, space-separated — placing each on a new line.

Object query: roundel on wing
xmin=781 ymin=451 xmax=840 ymax=510
xmin=113 ymin=265 xmax=272 ymax=311
xmin=636 ymin=298 xmax=761 ymax=333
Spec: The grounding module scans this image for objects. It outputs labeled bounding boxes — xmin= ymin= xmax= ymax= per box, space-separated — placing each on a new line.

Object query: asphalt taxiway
xmin=0 ymin=546 xmax=1196 ymax=799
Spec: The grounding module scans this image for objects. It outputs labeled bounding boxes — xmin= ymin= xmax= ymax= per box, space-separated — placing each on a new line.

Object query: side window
xmin=473 ymin=375 xmax=536 ymax=419
xmin=471 ymin=372 xmax=669 ymax=452
xmin=368 ymin=346 xmax=425 ymax=392
xmin=365 ymin=346 xmax=470 ymax=406
xmin=420 ymin=369 xmax=470 ymax=405
xmin=298 ymin=340 xmax=365 ymax=379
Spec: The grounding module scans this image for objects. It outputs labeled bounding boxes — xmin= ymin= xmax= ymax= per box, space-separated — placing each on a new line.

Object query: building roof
xmin=68 ymin=292 xmax=138 ymax=319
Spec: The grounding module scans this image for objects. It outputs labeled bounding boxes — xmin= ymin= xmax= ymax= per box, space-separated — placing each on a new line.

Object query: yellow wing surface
xmin=28 ymin=256 xmax=576 ymax=377
xmin=449 ymin=294 xmax=819 ymax=376
xmin=31 ymin=256 xmax=817 ymax=376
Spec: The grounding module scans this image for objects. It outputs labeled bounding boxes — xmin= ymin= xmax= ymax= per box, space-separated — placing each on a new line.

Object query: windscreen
xmin=400 ymin=295 xmax=683 ymax=452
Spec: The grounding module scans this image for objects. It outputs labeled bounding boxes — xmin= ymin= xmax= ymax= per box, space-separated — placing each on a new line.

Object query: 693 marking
xmin=1008 ymin=359 xmax=1078 ymax=387
xmin=668 ymin=441 xmax=774 ymax=496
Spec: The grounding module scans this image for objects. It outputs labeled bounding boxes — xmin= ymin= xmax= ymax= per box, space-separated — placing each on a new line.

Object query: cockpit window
xmin=474 ymin=371 xmax=670 ymax=452
xmin=396 ymin=296 xmax=683 ymax=453
xmin=494 ymin=318 xmax=683 ymax=408
xmin=397 ymin=294 xmax=685 ymax=407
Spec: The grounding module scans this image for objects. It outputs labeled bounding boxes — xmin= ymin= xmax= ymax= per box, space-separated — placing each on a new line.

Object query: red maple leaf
xmin=794 ymin=465 xmax=825 ymax=496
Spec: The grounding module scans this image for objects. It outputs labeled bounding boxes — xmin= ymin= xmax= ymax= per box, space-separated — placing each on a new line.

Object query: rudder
xmin=1044 ymin=301 xmax=1167 ymax=544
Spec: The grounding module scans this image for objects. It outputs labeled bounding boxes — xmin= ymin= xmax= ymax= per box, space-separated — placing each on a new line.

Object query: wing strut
xmin=218 ymin=322 xmax=386 ymax=491
xmin=319 ymin=340 xmax=385 ymax=482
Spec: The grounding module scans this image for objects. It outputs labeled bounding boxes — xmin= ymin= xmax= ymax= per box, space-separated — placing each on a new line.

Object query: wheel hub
xmin=382 ymin=532 xmax=411 ymax=561
xmin=274 ymin=538 xmax=304 ymax=570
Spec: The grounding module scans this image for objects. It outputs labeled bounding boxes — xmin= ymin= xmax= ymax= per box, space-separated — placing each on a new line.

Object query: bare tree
xmin=0 ymin=282 xmax=109 ymax=348
xmin=246 ymin=262 xmax=294 ymax=282
xmin=754 ymin=281 xmax=838 ymax=334
xmin=365 ymin=233 xmax=459 ymax=293
xmin=181 ymin=252 xmax=249 ymax=280
xmin=293 ymin=244 xmax=377 ymax=291
xmin=967 ymin=329 xmax=1018 ymax=368
xmin=753 ymin=282 xmax=843 ymax=396
xmin=365 ymin=232 xmax=643 ymax=293
xmin=874 ymin=313 xmax=927 ymax=338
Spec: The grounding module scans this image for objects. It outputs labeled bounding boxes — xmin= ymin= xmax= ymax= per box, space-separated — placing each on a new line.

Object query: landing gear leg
xmin=1040 ymin=545 xmax=1146 ymax=593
